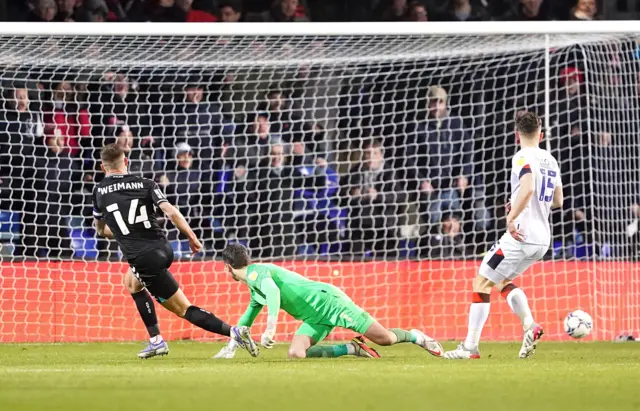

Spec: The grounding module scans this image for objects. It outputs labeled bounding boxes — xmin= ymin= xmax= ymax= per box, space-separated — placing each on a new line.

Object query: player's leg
xmin=327 ymin=296 xmax=444 ymax=357
xmin=443 ymin=275 xmax=494 ymax=360
xmin=499 ymin=244 xmax=548 ymax=358
xmin=445 ymin=240 xmax=514 ymax=359
xmin=360 ymin=320 xmax=443 ymax=357
xmin=497 ymin=279 xmax=534 ymax=332
xmin=446 ymin=236 xmax=536 ymax=359
xmin=289 ymin=324 xmax=329 ymax=359
xmin=496 ymin=278 xmax=542 ymax=359
xmin=288 ymin=334 xmax=314 ymax=359
xmin=123 ymin=269 xmax=167 ymax=359
xmin=156 ymin=285 xmax=259 ymax=357
xmin=291 ymin=323 xmax=379 ymax=359
xmin=136 ymin=244 xmax=258 ymax=357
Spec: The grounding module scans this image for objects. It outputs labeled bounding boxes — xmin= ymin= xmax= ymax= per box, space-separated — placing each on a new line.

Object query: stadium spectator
xmin=229 ymin=112 xmax=277 ymax=168
xmin=557 ymin=208 xmax=596 ymax=259
xmin=0 ymin=82 xmax=47 ymax=257
xmin=0 ymin=83 xmax=45 ymax=184
xmin=501 ymin=0 xmax=555 ymax=20
xmin=570 ymin=0 xmax=600 ymax=20
xmin=550 ymin=67 xmax=589 ymax=209
xmin=218 ymin=0 xmax=243 ymax=22
xmin=82 ymin=0 xmax=110 ymax=21
xmin=178 ymin=0 xmax=217 ymax=22
xmin=257 ymin=90 xmax=306 ymax=144
xmin=410 ymin=86 xmax=489 ymax=235
xmin=376 ymin=0 xmax=408 ymax=21
xmin=425 ymin=213 xmax=466 ymax=259
xmin=215 ymin=150 xmax=256 ymax=244
xmin=164 ymin=79 xmax=226 ymax=166
xmin=115 ymin=126 xmax=156 ymax=178
xmin=406 ymin=1 xmax=428 ymax=21
xmin=129 ymin=0 xmax=192 ymax=22
xmin=291 ymin=124 xmax=329 ymax=168
xmin=44 ymin=79 xmax=91 ymax=158
xmin=161 ymin=142 xmax=203 ymax=192
xmin=439 ymin=0 xmax=490 ymax=21
xmin=92 ymin=72 xmax=149 ymax=152
xmin=245 ymin=0 xmax=309 ymax=22
xmin=250 ymin=142 xmax=324 ymax=258
xmin=56 ymin=0 xmax=81 ymax=21
xmin=31 ymin=133 xmax=82 ymax=258
xmin=158 ymin=142 xmax=212 ymax=243
xmin=212 ymin=134 xmax=268 ymax=247
xmin=28 ymin=0 xmax=58 ymax=21
xmin=341 ymin=140 xmax=407 ymax=255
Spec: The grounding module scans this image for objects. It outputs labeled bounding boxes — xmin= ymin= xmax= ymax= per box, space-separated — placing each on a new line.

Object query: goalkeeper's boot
xmin=410 ymin=329 xmax=444 ymax=358
xmin=351 ymin=336 xmax=381 ymax=358
xmin=138 ymin=337 xmax=169 ymax=359
xmin=231 ymin=326 xmax=260 ymax=357
xmin=444 ymin=342 xmax=481 ymax=360
xmin=519 ymin=323 xmax=544 ymax=359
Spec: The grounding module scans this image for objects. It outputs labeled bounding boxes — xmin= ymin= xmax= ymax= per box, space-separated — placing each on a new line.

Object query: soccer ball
xmin=564 ymin=310 xmax=593 ymax=339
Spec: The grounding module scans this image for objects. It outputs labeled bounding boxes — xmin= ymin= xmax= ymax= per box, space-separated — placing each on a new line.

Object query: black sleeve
xmin=149 ymin=180 xmax=169 ymax=207
xmin=91 ymin=187 xmax=103 ymax=220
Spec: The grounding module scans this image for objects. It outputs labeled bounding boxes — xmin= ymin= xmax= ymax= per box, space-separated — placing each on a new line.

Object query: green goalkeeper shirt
xmin=237 ymin=263 xmax=345 ymax=327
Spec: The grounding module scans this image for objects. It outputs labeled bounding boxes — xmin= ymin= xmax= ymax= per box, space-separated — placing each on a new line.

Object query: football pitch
xmin=0 ymin=342 xmax=638 ymax=411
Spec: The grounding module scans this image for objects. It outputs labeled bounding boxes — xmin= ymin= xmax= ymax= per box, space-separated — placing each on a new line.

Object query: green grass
xmin=0 ymin=342 xmax=639 ymax=411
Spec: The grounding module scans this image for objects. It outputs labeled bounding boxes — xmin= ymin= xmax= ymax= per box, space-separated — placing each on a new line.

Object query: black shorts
xmin=128 ymin=242 xmax=179 ymax=302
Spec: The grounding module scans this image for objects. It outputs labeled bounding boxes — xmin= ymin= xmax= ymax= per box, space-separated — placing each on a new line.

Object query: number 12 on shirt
xmin=539 ymin=168 xmax=556 ymax=203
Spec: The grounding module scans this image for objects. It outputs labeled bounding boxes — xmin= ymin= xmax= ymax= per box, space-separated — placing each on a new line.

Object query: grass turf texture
xmin=0 ymin=342 xmax=638 ymax=411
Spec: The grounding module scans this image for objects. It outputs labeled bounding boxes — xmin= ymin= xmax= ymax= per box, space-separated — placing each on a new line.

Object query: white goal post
xmin=0 ymin=22 xmax=638 ymax=343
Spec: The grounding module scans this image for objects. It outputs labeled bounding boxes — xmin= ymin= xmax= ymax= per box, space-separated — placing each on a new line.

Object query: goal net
xmin=0 ymin=23 xmax=638 ymax=343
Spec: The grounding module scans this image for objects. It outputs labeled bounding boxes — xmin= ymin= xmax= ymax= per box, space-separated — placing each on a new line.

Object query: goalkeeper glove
xmin=213 ymin=339 xmax=238 ymax=359
xmin=260 ymin=315 xmax=278 ymax=349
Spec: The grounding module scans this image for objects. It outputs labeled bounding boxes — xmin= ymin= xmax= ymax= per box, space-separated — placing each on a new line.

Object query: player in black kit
xmin=93 ymin=144 xmax=259 ymax=359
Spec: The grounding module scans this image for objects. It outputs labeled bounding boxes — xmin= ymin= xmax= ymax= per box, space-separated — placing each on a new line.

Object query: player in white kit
xmin=445 ymin=111 xmax=564 ymax=360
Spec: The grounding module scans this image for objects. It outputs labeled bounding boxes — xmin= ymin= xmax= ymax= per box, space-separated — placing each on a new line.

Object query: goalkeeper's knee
xmin=288 ymin=347 xmax=307 ymax=359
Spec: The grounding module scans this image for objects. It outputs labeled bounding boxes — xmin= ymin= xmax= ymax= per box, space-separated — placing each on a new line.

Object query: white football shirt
xmin=510 ymin=147 xmax=562 ymax=246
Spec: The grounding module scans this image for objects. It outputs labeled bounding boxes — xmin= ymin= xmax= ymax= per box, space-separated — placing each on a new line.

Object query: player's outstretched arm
xmin=94 ymin=219 xmax=115 ymax=239
xmin=507 ymin=173 xmax=535 ymax=241
xmin=158 ymin=202 xmax=202 ymax=253
xmin=258 ymin=277 xmax=281 ymax=349
xmin=551 ymin=184 xmax=564 ymax=209
xmin=239 ymin=300 xmax=265 ymax=328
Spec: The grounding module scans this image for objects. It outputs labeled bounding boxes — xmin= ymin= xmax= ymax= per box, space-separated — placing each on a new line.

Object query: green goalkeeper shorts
xmin=295 ymin=297 xmax=375 ymax=343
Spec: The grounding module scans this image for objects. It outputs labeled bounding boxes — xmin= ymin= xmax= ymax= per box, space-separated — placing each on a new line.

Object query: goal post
xmin=0 ymin=22 xmax=638 ymax=343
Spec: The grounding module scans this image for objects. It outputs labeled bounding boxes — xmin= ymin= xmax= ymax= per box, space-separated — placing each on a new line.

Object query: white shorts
xmin=479 ymin=233 xmax=549 ymax=284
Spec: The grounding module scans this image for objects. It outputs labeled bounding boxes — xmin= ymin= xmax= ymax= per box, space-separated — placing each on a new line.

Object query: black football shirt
xmin=92 ymin=173 xmax=169 ymax=259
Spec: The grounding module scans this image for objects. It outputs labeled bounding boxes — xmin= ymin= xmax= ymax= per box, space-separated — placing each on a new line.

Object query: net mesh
xmin=0 ymin=32 xmax=639 ymax=343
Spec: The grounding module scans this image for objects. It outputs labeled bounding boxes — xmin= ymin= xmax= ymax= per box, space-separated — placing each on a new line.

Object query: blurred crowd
xmin=0 ymin=0 xmax=638 ymax=262
xmin=1 ymin=0 xmax=605 ymax=23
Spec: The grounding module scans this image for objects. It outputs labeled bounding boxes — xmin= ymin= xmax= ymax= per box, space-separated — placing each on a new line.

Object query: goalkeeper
xmin=214 ymin=244 xmax=444 ymax=359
